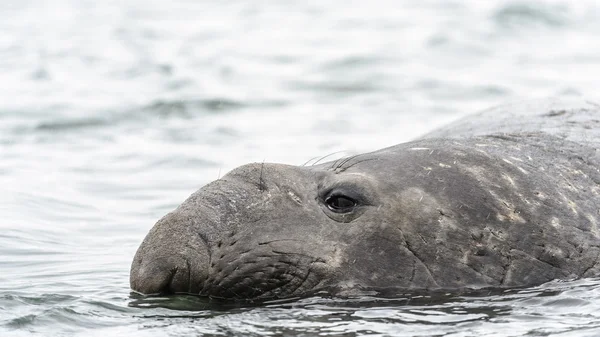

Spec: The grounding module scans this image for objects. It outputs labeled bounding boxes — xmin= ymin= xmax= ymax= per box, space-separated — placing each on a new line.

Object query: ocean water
xmin=2 ymin=0 xmax=600 ymax=336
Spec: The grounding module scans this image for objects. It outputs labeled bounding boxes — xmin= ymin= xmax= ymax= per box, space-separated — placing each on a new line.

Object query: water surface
xmin=2 ymin=0 xmax=600 ymax=336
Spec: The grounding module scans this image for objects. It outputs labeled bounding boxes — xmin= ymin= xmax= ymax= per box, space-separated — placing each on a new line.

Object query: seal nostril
xmin=165 ymin=267 xmax=178 ymax=294
xmin=130 ymin=259 xmax=176 ymax=295
xmin=164 ymin=263 xmax=194 ymax=295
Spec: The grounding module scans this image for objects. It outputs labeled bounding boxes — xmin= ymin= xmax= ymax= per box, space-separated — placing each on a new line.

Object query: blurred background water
xmin=2 ymin=0 xmax=600 ymax=336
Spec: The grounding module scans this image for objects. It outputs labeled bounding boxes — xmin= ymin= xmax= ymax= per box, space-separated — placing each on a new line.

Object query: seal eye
xmin=325 ymin=195 xmax=357 ymax=213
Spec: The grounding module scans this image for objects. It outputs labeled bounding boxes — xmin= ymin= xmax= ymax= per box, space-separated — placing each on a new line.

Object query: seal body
xmin=130 ymin=99 xmax=600 ymax=300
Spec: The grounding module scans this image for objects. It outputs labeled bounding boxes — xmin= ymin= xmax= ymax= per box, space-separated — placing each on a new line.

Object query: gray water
xmin=2 ymin=0 xmax=600 ymax=336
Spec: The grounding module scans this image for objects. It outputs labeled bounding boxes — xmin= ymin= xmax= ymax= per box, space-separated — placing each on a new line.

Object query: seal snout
xmin=130 ymin=254 xmax=197 ymax=295
xmin=130 ymin=211 xmax=211 ymax=295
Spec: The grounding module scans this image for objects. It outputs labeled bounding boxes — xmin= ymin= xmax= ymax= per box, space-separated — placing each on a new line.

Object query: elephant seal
xmin=130 ymin=99 xmax=600 ymax=301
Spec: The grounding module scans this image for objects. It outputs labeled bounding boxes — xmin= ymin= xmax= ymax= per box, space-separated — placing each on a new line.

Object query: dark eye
xmin=325 ymin=195 xmax=357 ymax=213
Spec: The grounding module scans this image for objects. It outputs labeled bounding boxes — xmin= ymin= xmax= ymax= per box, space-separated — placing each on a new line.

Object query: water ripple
xmin=2 ymin=0 xmax=600 ymax=336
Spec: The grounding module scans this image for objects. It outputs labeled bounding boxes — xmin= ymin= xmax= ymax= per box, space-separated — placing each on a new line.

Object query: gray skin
xmin=130 ymin=99 xmax=600 ymax=300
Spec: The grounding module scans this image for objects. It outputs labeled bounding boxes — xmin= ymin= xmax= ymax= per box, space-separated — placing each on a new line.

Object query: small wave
xmin=318 ymin=55 xmax=381 ymax=71
xmin=35 ymin=118 xmax=110 ymax=131
xmin=4 ymin=314 xmax=37 ymax=329
xmin=289 ymin=80 xmax=381 ymax=95
xmin=142 ymin=98 xmax=287 ymax=118
xmin=1 ymin=293 xmax=134 ymax=334
xmin=7 ymin=97 xmax=289 ymax=138
xmin=1 ymin=293 xmax=78 ymax=307
xmin=493 ymin=2 xmax=569 ymax=29
xmin=145 ymin=99 xmax=244 ymax=118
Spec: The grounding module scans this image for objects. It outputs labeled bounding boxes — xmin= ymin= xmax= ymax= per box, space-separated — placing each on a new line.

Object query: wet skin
xmin=130 ymin=99 xmax=600 ymax=300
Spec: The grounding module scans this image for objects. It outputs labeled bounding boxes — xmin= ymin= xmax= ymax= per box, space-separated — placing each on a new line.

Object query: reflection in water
xmin=124 ymin=280 xmax=600 ymax=336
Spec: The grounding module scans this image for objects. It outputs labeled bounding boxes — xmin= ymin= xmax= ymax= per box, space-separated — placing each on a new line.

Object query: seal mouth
xmin=205 ymin=256 xmax=325 ymax=300
xmin=199 ymin=238 xmax=328 ymax=300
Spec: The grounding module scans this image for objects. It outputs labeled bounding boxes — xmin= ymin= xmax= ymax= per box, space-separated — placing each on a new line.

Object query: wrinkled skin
xmin=131 ymin=99 xmax=600 ymax=300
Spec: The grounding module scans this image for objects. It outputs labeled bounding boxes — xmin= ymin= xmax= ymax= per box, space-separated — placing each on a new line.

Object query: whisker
xmin=302 ymin=156 xmax=320 ymax=167
xmin=330 ymin=153 xmax=355 ymax=171
xmin=335 ymin=154 xmax=362 ymax=172
xmin=330 ymin=157 xmax=343 ymax=171
xmin=259 ymin=160 xmax=266 ymax=192
xmin=338 ymin=158 xmax=380 ymax=173
xmin=312 ymin=150 xmax=346 ymax=166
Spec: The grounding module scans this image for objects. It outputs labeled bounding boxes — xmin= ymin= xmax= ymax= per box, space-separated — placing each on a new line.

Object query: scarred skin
xmin=130 ymin=99 xmax=600 ymax=300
